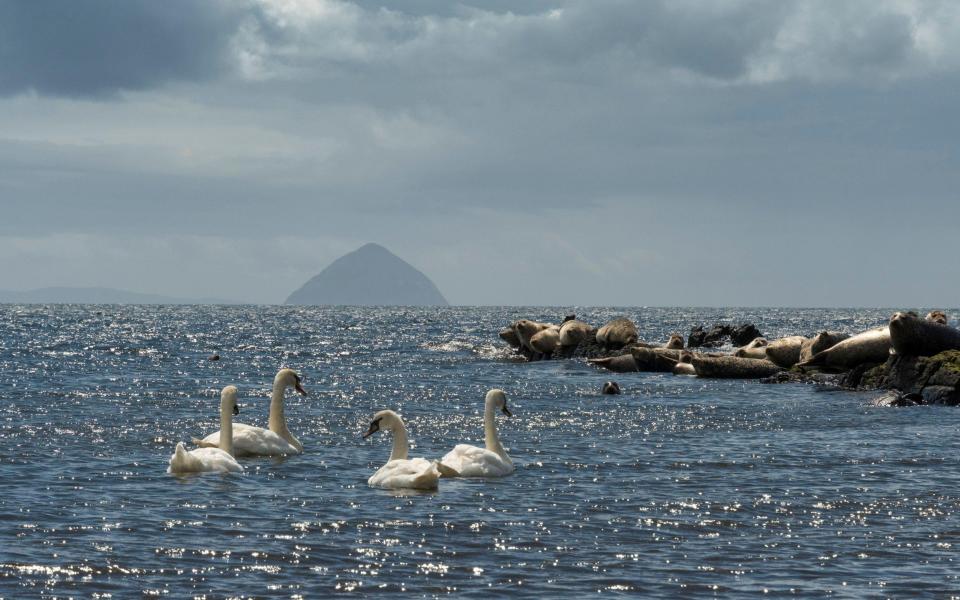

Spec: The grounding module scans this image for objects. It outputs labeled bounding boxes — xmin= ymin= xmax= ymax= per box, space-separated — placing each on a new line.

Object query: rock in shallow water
xmin=688 ymin=323 xmax=762 ymax=348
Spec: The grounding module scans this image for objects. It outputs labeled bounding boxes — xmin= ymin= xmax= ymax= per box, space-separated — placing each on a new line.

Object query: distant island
xmin=285 ymin=243 xmax=448 ymax=306
xmin=0 ymin=287 xmax=235 ymax=305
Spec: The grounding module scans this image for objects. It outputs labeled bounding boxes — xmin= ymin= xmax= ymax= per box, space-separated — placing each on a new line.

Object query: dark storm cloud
xmin=2 ymin=0 xmax=960 ymax=304
xmin=0 ymin=0 xmax=250 ymax=97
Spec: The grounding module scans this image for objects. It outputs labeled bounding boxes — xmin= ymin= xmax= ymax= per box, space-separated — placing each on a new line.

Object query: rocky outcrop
xmin=688 ymin=323 xmax=762 ymax=348
xmin=843 ymin=350 xmax=960 ymax=405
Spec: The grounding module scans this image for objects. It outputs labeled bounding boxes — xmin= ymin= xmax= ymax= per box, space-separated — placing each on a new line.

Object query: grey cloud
xmin=0 ymin=0 xmax=250 ymax=97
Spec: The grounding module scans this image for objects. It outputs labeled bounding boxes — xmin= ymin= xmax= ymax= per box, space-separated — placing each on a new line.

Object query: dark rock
xmin=730 ymin=324 xmax=763 ymax=347
xmin=922 ymin=386 xmax=960 ymax=405
xmin=688 ymin=323 xmax=762 ymax=348
xmin=687 ymin=326 xmax=707 ymax=348
xmin=842 ymin=350 xmax=960 ymax=406
xmin=838 ymin=361 xmax=885 ymax=389
xmin=761 ymin=370 xmax=840 ymax=385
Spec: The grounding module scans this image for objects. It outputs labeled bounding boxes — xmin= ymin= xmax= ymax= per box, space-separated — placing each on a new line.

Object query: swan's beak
xmin=295 ymin=382 xmax=308 ymax=396
xmin=233 ymin=404 xmax=240 ymax=416
xmin=362 ymin=420 xmax=380 ymax=439
xmin=501 ymin=405 xmax=512 ymax=417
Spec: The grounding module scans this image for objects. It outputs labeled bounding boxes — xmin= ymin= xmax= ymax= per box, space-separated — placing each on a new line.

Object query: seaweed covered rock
xmin=842 ymin=350 xmax=960 ymax=405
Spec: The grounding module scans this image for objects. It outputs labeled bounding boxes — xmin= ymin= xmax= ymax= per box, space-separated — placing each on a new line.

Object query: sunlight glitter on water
xmin=2 ymin=305 xmax=960 ymax=597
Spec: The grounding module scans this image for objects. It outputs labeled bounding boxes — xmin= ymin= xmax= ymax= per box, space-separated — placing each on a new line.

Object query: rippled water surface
xmin=2 ymin=305 xmax=960 ymax=597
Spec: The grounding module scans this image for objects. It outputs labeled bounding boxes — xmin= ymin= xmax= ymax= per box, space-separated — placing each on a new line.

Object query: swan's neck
xmin=388 ymin=423 xmax=409 ymax=462
xmin=268 ymin=380 xmax=302 ymax=452
xmin=219 ymin=403 xmax=234 ymax=457
xmin=484 ymin=402 xmax=508 ymax=460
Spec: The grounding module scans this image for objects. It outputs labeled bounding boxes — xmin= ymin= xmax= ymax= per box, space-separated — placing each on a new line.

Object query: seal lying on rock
xmin=672 ymin=350 xmax=696 ymax=375
xmin=529 ymin=326 xmax=561 ymax=358
xmin=734 ymin=337 xmax=768 ymax=360
xmin=926 ymin=310 xmax=948 ymax=325
xmin=889 ymin=311 xmax=960 ymax=357
xmin=796 ymin=326 xmax=891 ymax=371
xmin=499 ymin=326 xmax=522 ymax=349
xmin=558 ymin=319 xmax=593 ymax=347
xmin=798 ymin=331 xmax=850 ymax=364
xmin=690 ymin=355 xmax=783 ymax=379
xmin=764 ymin=336 xmax=808 ymax=368
xmin=596 ymin=318 xmax=638 ymax=350
xmin=633 ymin=347 xmax=684 ymax=372
xmin=513 ymin=319 xmax=554 ymax=354
xmin=588 ymin=353 xmax=639 ymax=373
xmin=663 ymin=334 xmax=684 ymax=350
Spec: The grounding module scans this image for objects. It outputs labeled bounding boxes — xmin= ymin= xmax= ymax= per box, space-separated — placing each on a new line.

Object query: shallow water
xmin=1 ymin=305 xmax=959 ymax=597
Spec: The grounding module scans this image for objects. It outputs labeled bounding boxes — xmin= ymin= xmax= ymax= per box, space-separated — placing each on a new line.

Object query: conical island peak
xmin=285 ymin=243 xmax=449 ymax=306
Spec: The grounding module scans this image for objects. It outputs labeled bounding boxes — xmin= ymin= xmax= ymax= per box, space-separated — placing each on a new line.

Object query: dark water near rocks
xmin=2 ymin=305 xmax=960 ymax=598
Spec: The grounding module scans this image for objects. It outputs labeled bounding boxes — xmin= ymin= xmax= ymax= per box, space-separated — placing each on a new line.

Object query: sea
xmin=1 ymin=305 xmax=959 ymax=598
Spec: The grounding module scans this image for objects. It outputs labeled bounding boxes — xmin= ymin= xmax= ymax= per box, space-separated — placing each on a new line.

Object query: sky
xmin=1 ymin=0 xmax=958 ymax=306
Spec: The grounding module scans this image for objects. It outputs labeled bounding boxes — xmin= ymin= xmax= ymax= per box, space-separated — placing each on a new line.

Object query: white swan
xmin=168 ymin=386 xmax=243 ymax=474
xmin=441 ymin=389 xmax=514 ymax=477
xmin=194 ymin=368 xmax=307 ymax=457
xmin=363 ymin=410 xmax=455 ymax=490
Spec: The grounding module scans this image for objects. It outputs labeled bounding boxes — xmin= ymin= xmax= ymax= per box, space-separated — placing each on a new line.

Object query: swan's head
xmin=221 ymin=385 xmax=240 ymax=416
xmin=276 ymin=368 xmax=308 ymax=396
xmin=485 ymin=389 xmax=511 ymax=416
xmin=363 ymin=409 xmax=403 ymax=438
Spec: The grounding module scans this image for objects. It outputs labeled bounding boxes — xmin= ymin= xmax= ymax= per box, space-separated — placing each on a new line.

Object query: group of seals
xmin=503 ymin=314 xmax=686 ymax=363
xmin=734 ymin=337 xmax=768 ymax=360
xmin=796 ymin=326 xmax=891 ymax=371
xmin=889 ymin=311 xmax=960 ymax=357
xmin=499 ymin=310 xmax=958 ymax=384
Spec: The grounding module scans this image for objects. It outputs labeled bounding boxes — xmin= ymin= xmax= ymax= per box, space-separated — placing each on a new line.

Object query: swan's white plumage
xmin=168 ymin=386 xmax=243 ymax=475
xmin=368 ymin=457 xmax=441 ymax=490
xmin=442 ymin=443 xmax=513 ymax=477
xmin=198 ymin=425 xmax=299 ymax=456
xmin=168 ymin=442 xmax=242 ymax=474
xmin=364 ymin=409 xmax=444 ymax=490
xmin=441 ymin=389 xmax=514 ymax=477
xmin=199 ymin=368 xmax=305 ymax=457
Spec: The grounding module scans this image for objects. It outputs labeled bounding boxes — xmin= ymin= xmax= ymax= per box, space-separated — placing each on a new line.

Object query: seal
xmin=529 ymin=326 xmax=561 ymax=358
xmin=499 ymin=326 xmax=522 ymax=349
xmin=689 ymin=355 xmax=783 ymax=379
xmin=798 ymin=331 xmax=850 ymax=364
xmin=513 ymin=319 xmax=554 ymax=354
xmin=662 ymin=334 xmax=684 ymax=350
xmin=764 ymin=336 xmax=808 ymax=368
xmin=629 ymin=347 xmax=685 ymax=372
xmin=601 ymin=381 xmax=621 ymax=395
xmin=926 ymin=310 xmax=948 ymax=325
xmin=558 ymin=319 xmax=593 ymax=347
xmin=871 ymin=391 xmax=923 ymax=407
xmin=588 ymin=353 xmax=639 ymax=373
xmin=672 ymin=350 xmax=696 ymax=375
xmin=734 ymin=337 xmax=768 ymax=360
xmin=595 ymin=318 xmax=638 ymax=350
xmin=797 ymin=326 xmax=891 ymax=371
xmin=889 ymin=311 xmax=960 ymax=357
